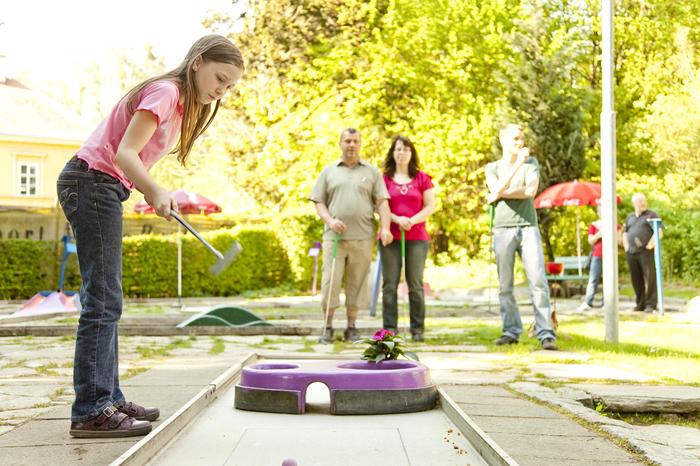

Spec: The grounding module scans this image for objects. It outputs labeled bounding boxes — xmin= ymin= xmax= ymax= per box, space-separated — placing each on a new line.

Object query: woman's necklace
xmin=394 ymin=172 xmax=412 ymax=195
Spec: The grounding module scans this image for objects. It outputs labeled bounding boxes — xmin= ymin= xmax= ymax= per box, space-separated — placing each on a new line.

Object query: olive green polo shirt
xmin=310 ymin=159 xmax=389 ymax=240
xmin=485 ymin=157 xmax=540 ymax=228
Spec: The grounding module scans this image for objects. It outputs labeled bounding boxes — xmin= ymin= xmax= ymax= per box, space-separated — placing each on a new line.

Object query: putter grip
xmin=171 ymin=212 xmax=224 ymax=260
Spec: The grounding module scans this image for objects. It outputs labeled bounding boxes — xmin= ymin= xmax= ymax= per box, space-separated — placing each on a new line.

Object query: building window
xmin=17 ymin=161 xmax=39 ymax=197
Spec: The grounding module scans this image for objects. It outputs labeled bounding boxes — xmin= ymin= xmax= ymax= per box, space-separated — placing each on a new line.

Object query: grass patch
xmin=297 ymin=338 xmax=316 ymax=353
xmin=55 ymin=317 xmax=78 ymax=325
xmin=2 ymin=359 xmax=27 ymax=369
xmin=49 ymin=387 xmax=67 ymax=400
xmin=420 ymin=315 xmax=700 ymax=384
xmin=35 ymin=362 xmax=60 ymax=376
xmin=209 ymin=337 xmax=225 ymax=355
xmin=251 ymin=337 xmax=299 ymax=349
xmin=122 ymin=366 xmax=149 ymax=380
xmin=136 ymin=337 xmax=193 ymax=359
xmin=608 ymin=412 xmax=700 ymax=430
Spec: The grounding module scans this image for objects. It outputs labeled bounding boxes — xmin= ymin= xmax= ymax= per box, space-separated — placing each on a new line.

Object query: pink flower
xmin=372 ymin=329 xmax=394 ymax=341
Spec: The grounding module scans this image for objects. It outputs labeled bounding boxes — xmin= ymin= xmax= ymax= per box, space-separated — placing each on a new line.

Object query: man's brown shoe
xmin=116 ymin=401 xmax=160 ymax=422
xmin=69 ymin=406 xmax=151 ymax=438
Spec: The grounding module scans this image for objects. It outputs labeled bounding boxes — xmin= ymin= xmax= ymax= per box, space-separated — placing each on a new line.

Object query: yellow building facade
xmin=0 ymin=134 xmax=83 ymax=209
xmin=0 ymin=78 xmax=91 ymax=210
xmin=0 ymin=77 xmax=92 ymax=240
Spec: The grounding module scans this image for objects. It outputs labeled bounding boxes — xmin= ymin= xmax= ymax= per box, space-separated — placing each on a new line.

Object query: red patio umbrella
xmin=535 ymin=181 xmax=620 ymax=274
xmin=135 ymin=190 xmax=222 ymax=301
xmin=134 ymin=189 xmax=222 ymax=215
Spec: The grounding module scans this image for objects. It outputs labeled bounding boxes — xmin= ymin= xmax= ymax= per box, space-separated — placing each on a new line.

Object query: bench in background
xmin=546 ymin=255 xmax=590 ymax=298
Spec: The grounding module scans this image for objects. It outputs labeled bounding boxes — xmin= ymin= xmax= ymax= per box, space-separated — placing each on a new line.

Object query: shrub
xmin=0 ymin=226 xmax=293 ymax=299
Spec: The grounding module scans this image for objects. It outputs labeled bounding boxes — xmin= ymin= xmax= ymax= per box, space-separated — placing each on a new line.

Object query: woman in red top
xmin=380 ymin=136 xmax=436 ymax=341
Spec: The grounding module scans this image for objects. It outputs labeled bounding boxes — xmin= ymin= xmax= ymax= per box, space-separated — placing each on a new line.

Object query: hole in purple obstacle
xmin=305 ymin=382 xmax=331 ymax=414
xmin=250 ymin=363 xmax=300 ymax=370
xmin=338 ymin=361 xmax=417 ymax=370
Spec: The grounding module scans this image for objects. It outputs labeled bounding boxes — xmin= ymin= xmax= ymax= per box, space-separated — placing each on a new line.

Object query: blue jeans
xmin=380 ymin=240 xmax=429 ymax=333
xmin=57 ymin=157 xmax=130 ymax=422
xmin=584 ymin=256 xmax=603 ymax=306
xmin=493 ymin=226 xmax=555 ymax=341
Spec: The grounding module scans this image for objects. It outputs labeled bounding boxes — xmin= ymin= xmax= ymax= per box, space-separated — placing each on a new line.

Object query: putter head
xmin=210 ymin=241 xmax=243 ymax=276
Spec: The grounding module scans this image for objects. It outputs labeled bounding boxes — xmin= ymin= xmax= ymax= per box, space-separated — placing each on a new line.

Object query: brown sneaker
xmin=116 ymin=401 xmax=160 ymax=422
xmin=69 ymin=406 xmax=152 ymax=438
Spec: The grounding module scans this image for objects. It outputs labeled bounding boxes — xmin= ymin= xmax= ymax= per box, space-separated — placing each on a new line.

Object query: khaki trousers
xmin=320 ymin=239 xmax=373 ymax=326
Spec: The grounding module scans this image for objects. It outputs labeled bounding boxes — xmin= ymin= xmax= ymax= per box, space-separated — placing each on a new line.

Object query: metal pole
xmin=648 ymin=218 xmax=664 ymax=316
xmin=370 ymin=241 xmax=382 ymax=317
xmin=576 ymin=206 xmax=582 ymax=276
xmin=601 ymin=0 xmax=619 ymax=343
xmin=177 ymin=223 xmax=182 ymax=304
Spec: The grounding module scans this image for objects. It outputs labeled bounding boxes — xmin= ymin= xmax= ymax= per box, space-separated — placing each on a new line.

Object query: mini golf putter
xmin=171 ymin=211 xmax=242 ymax=276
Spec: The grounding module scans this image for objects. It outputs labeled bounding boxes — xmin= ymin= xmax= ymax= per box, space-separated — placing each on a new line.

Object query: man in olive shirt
xmin=310 ymin=128 xmax=393 ymax=343
xmin=623 ymin=193 xmax=662 ymax=312
xmin=485 ymin=124 xmax=557 ymax=350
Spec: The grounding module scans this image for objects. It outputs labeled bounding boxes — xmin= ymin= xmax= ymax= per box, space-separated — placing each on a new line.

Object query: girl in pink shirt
xmin=56 ymin=35 xmax=244 ymax=439
xmin=379 ymin=136 xmax=436 ymax=341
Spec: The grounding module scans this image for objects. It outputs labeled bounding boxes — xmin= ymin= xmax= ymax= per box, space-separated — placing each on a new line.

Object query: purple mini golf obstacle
xmin=234 ymin=359 xmax=437 ymax=415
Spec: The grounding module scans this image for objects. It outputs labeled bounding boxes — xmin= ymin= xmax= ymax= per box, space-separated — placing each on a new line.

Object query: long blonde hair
xmin=124 ymin=35 xmax=244 ymax=165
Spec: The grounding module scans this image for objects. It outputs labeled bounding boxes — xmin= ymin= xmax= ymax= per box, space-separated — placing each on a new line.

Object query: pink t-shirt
xmin=76 ymin=80 xmax=183 ymax=190
xmin=384 ymin=171 xmax=434 ymax=241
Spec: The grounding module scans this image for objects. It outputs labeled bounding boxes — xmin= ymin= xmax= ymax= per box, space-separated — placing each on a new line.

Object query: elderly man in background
xmin=623 ymin=193 xmax=662 ymax=313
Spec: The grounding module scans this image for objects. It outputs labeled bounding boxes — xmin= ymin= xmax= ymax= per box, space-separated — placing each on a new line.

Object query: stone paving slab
xmin=0 ymin=352 xmax=247 ymax=465
xmin=516 ymin=455 xmax=641 ymax=466
xmin=572 ymin=383 xmax=700 ymax=413
xmin=469 ymin=414 xmax=596 ymax=437
xmin=528 ymin=362 xmax=657 ymax=382
xmin=449 ymin=401 xmax=563 ymax=419
xmin=512 ymin=381 xmax=700 ymax=466
xmin=35 ymin=386 xmax=201 ymax=421
xmin=442 ymin=384 xmax=644 ymax=466
xmin=0 ymin=394 xmax=50 ymax=411
xmin=486 ymin=432 xmax=641 ymax=463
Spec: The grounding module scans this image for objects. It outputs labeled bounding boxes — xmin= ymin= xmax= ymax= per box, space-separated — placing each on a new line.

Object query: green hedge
xmin=0 ymin=226 xmax=293 ymax=300
xmin=277 ymin=212 xmax=325 ymax=289
xmin=0 ymin=240 xmax=57 ymax=299
xmin=121 ymin=226 xmax=293 ymax=297
xmin=654 ymin=206 xmax=700 ymax=282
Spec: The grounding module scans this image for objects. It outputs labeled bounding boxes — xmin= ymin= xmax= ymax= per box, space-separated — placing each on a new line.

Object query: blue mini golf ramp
xmin=177 ymin=305 xmax=272 ymax=328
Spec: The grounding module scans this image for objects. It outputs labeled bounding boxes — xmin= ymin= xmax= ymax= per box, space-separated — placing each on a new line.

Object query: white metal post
xmin=601 ymin=0 xmax=619 ymax=343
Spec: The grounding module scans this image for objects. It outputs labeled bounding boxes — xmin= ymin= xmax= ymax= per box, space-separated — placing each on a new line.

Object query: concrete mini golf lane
xmin=149 ymin=380 xmax=488 ymax=466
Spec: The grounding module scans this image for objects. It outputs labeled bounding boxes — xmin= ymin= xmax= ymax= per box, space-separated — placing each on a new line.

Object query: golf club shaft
xmin=401 ymin=230 xmax=407 ymax=323
xmin=171 ymin=211 xmax=224 ymax=260
xmin=488 ymin=204 xmax=495 ymax=312
xmin=322 ymin=233 xmax=340 ymax=335
xmin=401 ymin=229 xmax=406 ymax=283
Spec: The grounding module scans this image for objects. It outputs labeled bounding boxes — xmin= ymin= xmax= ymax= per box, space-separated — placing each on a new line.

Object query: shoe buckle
xmin=102 ymin=406 xmax=116 ymax=418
